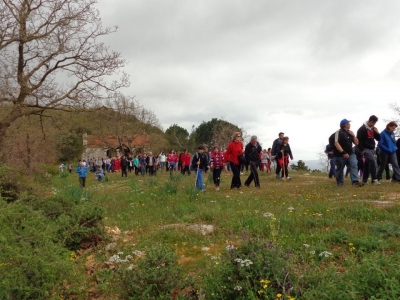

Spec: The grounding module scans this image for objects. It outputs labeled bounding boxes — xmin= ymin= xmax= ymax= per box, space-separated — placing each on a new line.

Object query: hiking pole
xmin=281 ymin=150 xmax=286 ymax=181
xmin=194 ymin=159 xmax=200 ymax=188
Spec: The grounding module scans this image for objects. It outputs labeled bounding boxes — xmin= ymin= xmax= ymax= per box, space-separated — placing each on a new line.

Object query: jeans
xmin=245 ymin=161 xmax=260 ymax=187
xmin=229 ymin=162 xmax=242 ymax=188
xmin=194 ymin=169 xmax=204 ymax=190
xmin=334 ymin=154 xmax=359 ymax=185
xmin=159 ymin=162 xmax=165 ymax=172
xmin=141 ymin=164 xmax=146 ymax=175
xmin=377 ymin=152 xmax=400 ymax=181
xmin=362 ymin=148 xmax=377 ymax=182
xmin=328 ymin=158 xmax=336 ymax=178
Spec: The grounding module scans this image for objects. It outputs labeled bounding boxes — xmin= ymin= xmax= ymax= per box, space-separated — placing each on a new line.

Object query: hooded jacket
xmin=356 ymin=122 xmax=381 ymax=151
xmin=378 ymin=129 xmax=397 ymax=154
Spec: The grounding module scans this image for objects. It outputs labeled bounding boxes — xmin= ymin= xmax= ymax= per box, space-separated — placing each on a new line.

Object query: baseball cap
xmin=340 ymin=119 xmax=351 ymax=126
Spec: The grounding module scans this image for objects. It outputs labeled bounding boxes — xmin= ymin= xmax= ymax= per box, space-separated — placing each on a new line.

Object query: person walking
xmin=356 ymin=115 xmax=381 ymax=185
xmin=210 ymin=146 xmax=224 ymax=191
xmin=191 ymin=145 xmax=209 ymax=191
xmin=224 ymin=132 xmax=244 ymax=189
xmin=271 ymin=132 xmax=284 ymax=179
xmin=145 ymin=152 xmax=156 ymax=176
xmin=180 ymin=149 xmax=191 ymax=175
xmin=330 ymin=119 xmax=363 ymax=187
xmin=277 ymin=137 xmax=293 ymax=180
xmin=376 ymin=121 xmax=400 ymax=182
xmin=168 ymin=149 xmax=178 ymax=175
xmin=76 ymin=162 xmax=88 ymax=188
xmin=158 ymin=152 xmax=166 ymax=172
xmin=244 ymin=135 xmax=262 ymax=188
xmin=121 ymin=156 xmax=129 ymax=178
xmin=325 ymin=144 xmax=336 ymax=178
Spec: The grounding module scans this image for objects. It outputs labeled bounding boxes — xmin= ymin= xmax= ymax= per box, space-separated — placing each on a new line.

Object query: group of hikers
xmin=326 ymin=115 xmax=400 ymax=187
xmin=74 ymin=131 xmax=294 ymax=190
xmin=74 ymin=114 xmax=398 ymax=190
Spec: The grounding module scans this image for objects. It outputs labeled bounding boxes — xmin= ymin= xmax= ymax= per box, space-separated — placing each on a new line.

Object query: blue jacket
xmin=76 ymin=166 xmax=88 ymax=178
xmin=378 ymin=129 xmax=397 ymax=154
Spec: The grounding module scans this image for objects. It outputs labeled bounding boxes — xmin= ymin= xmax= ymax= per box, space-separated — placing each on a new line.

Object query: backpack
xmin=328 ymin=130 xmax=340 ymax=150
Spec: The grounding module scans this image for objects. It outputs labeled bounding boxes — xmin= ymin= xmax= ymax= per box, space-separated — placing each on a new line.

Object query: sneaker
xmin=215 ymin=187 xmax=220 ymax=191
xmin=244 ymin=184 xmax=250 ymax=188
xmin=372 ymin=180 xmax=381 ymax=185
xmin=286 ymin=176 xmax=291 ymax=180
xmin=352 ymin=181 xmax=364 ymax=187
xmin=240 ymin=172 xmax=244 ymax=175
xmin=276 ymin=175 xmax=282 ymax=179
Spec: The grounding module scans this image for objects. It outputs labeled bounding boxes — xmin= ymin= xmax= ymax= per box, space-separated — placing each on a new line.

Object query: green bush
xmin=0 ymin=202 xmax=74 ymax=299
xmin=120 ymin=244 xmax=182 ymax=299
xmin=32 ymin=186 xmax=104 ymax=250
xmin=203 ymin=235 xmax=297 ymax=299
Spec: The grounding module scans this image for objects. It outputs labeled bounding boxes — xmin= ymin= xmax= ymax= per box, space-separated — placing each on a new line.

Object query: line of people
xmin=325 ymin=115 xmax=400 ymax=187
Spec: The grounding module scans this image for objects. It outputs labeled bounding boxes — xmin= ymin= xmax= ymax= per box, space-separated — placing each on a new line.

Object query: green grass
xmin=52 ymin=170 xmax=400 ymax=299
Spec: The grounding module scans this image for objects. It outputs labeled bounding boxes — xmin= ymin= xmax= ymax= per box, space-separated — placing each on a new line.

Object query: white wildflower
xmin=132 ymin=250 xmax=143 ymax=256
xmin=287 ymin=206 xmax=295 ymax=211
xmin=211 ymin=256 xmax=218 ymax=260
xmin=303 ymin=244 xmax=310 ymax=248
xmin=263 ymin=212 xmax=274 ymax=218
xmin=225 ymin=245 xmax=235 ymax=251
xmin=319 ymin=251 xmax=333 ymax=257
xmin=310 ymin=250 xmax=315 ymax=255
xmin=234 ymin=285 xmax=243 ymax=291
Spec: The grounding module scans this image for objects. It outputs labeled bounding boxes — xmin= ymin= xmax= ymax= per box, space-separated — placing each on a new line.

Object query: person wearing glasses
xmin=224 ymin=132 xmax=244 ymax=189
xmin=377 ymin=121 xmax=400 ymax=182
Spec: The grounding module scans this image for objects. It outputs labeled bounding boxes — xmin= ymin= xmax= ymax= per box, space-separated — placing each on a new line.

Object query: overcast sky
xmin=95 ymin=0 xmax=400 ymax=160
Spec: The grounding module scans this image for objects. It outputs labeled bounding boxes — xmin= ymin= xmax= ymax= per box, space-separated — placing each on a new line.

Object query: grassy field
xmin=52 ymin=168 xmax=400 ymax=299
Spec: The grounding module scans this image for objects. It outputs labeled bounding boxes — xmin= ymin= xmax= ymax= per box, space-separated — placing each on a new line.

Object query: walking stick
xmin=194 ymin=159 xmax=200 ymax=187
xmin=281 ymin=150 xmax=286 ymax=181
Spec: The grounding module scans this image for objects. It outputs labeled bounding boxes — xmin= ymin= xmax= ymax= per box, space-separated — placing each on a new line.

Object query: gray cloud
xmin=95 ymin=0 xmax=400 ymax=159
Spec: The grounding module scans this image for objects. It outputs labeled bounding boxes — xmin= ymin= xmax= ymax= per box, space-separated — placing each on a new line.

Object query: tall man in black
xmin=244 ymin=135 xmax=262 ymax=188
xmin=272 ymin=132 xmax=284 ymax=179
xmin=356 ymin=115 xmax=381 ymax=185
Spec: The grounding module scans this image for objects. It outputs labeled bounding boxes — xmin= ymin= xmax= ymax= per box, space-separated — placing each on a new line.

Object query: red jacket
xmin=180 ymin=153 xmax=191 ymax=166
xmin=224 ymin=141 xmax=243 ymax=165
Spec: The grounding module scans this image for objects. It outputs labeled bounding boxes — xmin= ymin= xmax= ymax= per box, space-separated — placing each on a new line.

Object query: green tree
xmin=165 ymin=124 xmax=190 ymax=150
xmin=290 ymin=160 xmax=309 ymax=171
xmin=192 ymin=118 xmax=241 ymax=150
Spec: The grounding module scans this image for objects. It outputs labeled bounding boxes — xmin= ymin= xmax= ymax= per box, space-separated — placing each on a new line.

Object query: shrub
xmin=120 ymin=244 xmax=182 ymax=299
xmin=203 ymin=235 xmax=297 ymax=299
xmin=0 ymin=202 xmax=74 ymax=299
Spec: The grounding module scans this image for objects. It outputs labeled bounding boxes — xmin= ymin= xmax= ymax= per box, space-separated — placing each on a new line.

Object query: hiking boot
xmin=372 ymin=179 xmax=381 ymax=185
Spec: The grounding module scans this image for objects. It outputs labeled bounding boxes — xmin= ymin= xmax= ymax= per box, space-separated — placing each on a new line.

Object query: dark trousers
xmin=181 ymin=166 xmax=190 ymax=175
xmin=79 ymin=177 xmax=86 ymax=188
xmin=275 ymin=157 xmax=281 ymax=177
xmin=148 ymin=166 xmax=155 ymax=176
xmin=229 ymin=162 xmax=241 ymax=188
xmin=121 ymin=167 xmax=128 ymax=177
xmin=213 ymin=168 xmax=222 ymax=186
xmin=245 ymin=161 xmax=260 ymax=187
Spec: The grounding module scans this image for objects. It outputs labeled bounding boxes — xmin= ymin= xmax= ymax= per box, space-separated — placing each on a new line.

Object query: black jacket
xmin=277 ymin=144 xmax=293 ymax=160
xmin=356 ymin=123 xmax=380 ymax=151
xmin=191 ymin=152 xmax=208 ymax=170
xmin=330 ymin=129 xmax=355 ymax=157
xmin=245 ymin=142 xmax=262 ymax=162
xmin=271 ymin=138 xmax=282 ymax=156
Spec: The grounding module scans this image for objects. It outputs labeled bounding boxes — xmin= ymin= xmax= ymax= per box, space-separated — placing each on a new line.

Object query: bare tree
xmin=93 ymin=93 xmax=161 ymax=152
xmin=317 ymin=143 xmax=329 ymax=173
xmin=0 ymin=0 xmax=128 ymax=149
